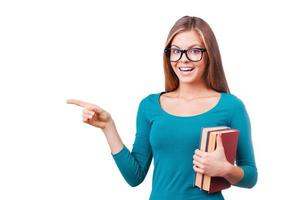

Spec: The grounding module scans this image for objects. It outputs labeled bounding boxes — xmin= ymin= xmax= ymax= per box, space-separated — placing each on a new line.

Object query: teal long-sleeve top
xmin=112 ymin=92 xmax=257 ymax=200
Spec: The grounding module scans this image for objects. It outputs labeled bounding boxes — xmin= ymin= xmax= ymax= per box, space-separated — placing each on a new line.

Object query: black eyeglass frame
xmin=164 ymin=47 xmax=207 ymax=62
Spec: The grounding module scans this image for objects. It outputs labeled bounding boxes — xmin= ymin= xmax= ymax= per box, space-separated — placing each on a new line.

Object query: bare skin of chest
xmin=159 ymin=94 xmax=220 ymax=116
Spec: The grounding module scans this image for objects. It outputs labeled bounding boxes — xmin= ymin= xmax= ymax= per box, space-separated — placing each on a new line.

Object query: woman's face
xmin=169 ymin=30 xmax=207 ymax=85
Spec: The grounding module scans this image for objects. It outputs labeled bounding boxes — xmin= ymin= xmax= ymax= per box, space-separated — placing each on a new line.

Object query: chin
xmin=178 ymin=77 xmax=200 ymax=84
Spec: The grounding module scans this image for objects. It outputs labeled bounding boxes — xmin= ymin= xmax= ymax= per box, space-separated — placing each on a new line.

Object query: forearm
xmin=102 ymin=120 xmax=124 ymax=155
xmin=109 ymin=118 xmax=152 ymax=187
xmin=224 ymin=163 xmax=244 ymax=185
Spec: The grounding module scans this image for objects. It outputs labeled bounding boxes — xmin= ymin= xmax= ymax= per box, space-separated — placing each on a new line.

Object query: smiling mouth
xmin=178 ymin=67 xmax=195 ymax=72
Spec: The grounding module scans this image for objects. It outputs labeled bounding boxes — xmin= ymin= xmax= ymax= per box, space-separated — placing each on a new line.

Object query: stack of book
xmin=194 ymin=126 xmax=239 ymax=193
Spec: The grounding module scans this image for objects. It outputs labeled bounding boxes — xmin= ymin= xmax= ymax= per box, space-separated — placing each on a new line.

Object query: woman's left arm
xmin=193 ymin=98 xmax=257 ymax=188
xmin=223 ymin=161 xmax=244 ymax=184
xmin=228 ymin=98 xmax=258 ymax=188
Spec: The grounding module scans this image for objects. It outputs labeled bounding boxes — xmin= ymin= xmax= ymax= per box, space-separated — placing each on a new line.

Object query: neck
xmin=174 ymin=82 xmax=215 ymax=99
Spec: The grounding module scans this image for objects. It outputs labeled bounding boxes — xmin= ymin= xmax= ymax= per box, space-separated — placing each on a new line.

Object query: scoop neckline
xmin=157 ymin=91 xmax=224 ymax=118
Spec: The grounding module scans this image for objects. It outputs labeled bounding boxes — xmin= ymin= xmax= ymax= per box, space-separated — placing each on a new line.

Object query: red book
xmin=194 ymin=128 xmax=239 ymax=193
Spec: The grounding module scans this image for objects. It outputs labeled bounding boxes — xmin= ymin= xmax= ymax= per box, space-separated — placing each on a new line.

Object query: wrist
xmin=103 ymin=120 xmax=116 ymax=134
xmin=223 ymin=161 xmax=234 ymax=178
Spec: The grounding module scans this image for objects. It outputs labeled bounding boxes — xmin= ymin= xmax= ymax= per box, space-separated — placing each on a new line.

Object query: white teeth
xmin=179 ymin=67 xmax=194 ymax=72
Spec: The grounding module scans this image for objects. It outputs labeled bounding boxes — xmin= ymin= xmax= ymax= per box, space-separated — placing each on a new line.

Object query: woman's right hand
xmin=66 ymin=99 xmax=113 ymax=131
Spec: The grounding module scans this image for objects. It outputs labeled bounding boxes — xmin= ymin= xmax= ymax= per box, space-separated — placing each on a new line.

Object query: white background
xmin=1 ymin=0 xmax=300 ymax=199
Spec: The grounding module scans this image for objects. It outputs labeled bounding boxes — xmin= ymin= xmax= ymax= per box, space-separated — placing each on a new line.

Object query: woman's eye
xmin=172 ymin=49 xmax=181 ymax=54
xmin=190 ymin=49 xmax=201 ymax=54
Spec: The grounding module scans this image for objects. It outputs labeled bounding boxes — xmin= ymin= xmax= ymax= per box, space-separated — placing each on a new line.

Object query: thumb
xmin=88 ymin=106 xmax=111 ymax=120
xmin=87 ymin=105 xmax=103 ymax=114
xmin=216 ymin=134 xmax=224 ymax=150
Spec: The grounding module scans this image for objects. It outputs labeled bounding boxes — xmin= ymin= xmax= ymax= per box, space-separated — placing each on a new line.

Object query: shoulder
xmin=136 ymin=92 xmax=161 ymax=118
xmin=138 ymin=92 xmax=161 ymax=107
xmin=222 ymin=92 xmax=246 ymax=110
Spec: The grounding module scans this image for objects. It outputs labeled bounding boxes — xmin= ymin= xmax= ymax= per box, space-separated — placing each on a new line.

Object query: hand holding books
xmin=193 ymin=134 xmax=232 ymax=177
xmin=193 ymin=127 xmax=239 ymax=193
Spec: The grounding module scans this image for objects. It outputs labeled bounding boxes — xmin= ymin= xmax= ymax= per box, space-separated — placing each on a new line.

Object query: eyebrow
xmin=171 ymin=44 xmax=204 ymax=49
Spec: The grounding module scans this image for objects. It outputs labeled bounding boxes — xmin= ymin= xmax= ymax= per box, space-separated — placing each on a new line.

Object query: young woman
xmin=67 ymin=16 xmax=257 ymax=199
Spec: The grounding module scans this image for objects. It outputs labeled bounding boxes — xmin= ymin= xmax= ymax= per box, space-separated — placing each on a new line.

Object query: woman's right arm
xmin=66 ymin=99 xmax=124 ymax=154
xmin=111 ymin=99 xmax=153 ymax=186
xmin=102 ymin=120 xmax=125 ymax=155
xmin=66 ymin=98 xmax=153 ymax=187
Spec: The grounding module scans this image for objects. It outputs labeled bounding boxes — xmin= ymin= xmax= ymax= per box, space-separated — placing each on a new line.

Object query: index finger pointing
xmin=66 ymin=99 xmax=92 ymax=107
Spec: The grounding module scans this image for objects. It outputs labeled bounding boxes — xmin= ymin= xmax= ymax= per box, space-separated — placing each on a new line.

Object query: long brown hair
xmin=163 ymin=16 xmax=230 ymax=93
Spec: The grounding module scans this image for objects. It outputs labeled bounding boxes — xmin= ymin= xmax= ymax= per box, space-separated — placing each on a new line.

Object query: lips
xmin=178 ymin=66 xmax=195 ymax=72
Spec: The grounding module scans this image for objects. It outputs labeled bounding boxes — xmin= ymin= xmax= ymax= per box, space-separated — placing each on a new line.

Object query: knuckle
xmin=87 ymin=106 xmax=94 ymax=111
xmin=194 ymin=155 xmax=201 ymax=162
xmin=197 ymin=167 xmax=204 ymax=173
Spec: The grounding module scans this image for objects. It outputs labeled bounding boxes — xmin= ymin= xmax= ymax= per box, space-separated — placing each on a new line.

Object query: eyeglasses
xmin=164 ymin=47 xmax=206 ymax=62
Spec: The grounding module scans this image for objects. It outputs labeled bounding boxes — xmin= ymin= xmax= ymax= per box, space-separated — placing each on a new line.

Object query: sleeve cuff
xmin=234 ymin=165 xmax=258 ymax=188
xmin=111 ymin=146 xmax=129 ymax=160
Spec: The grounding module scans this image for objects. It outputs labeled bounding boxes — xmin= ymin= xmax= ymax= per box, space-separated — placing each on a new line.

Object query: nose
xmin=179 ymin=51 xmax=189 ymax=63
